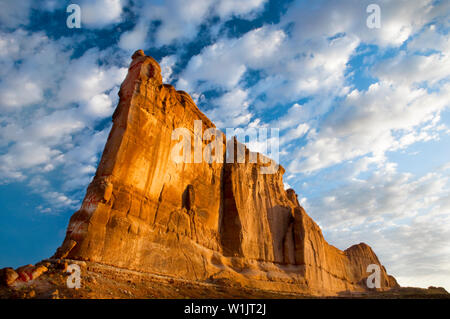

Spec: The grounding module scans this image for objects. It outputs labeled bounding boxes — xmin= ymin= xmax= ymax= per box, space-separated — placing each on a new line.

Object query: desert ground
xmin=1 ymin=259 xmax=448 ymax=299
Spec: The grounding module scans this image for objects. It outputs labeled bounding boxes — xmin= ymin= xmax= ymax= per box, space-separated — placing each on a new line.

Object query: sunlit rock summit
xmin=54 ymin=50 xmax=398 ymax=295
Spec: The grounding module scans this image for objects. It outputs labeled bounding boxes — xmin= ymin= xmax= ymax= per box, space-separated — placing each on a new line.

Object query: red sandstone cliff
xmin=54 ymin=50 xmax=398 ymax=295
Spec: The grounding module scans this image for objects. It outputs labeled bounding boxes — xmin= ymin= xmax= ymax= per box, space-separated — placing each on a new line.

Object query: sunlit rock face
xmin=55 ymin=50 xmax=398 ymax=295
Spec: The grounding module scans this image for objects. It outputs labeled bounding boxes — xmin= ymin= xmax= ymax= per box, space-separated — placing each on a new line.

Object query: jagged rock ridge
xmin=55 ymin=50 xmax=398 ymax=295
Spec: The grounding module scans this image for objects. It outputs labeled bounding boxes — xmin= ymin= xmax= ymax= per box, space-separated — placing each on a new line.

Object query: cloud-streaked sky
xmin=0 ymin=0 xmax=449 ymax=290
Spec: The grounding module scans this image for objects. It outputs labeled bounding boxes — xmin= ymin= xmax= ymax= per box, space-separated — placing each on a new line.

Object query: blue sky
xmin=0 ymin=0 xmax=449 ymax=290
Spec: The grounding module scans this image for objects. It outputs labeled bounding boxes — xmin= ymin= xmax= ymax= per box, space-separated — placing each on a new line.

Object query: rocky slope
xmin=1 ymin=259 xmax=448 ymax=299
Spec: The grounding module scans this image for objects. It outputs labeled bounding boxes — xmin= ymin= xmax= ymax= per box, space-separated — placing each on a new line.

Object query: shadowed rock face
xmin=55 ymin=50 xmax=398 ymax=295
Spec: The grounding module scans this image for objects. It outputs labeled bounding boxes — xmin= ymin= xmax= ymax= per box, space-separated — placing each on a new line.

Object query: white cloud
xmin=177 ymin=26 xmax=285 ymax=92
xmin=0 ymin=77 xmax=43 ymax=109
xmin=176 ymin=25 xmax=289 ymax=128
xmin=56 ymin=49 xmax=127 ymax=106
xmin=160 ymin=55 xmax=178 ymax=83
xmin=132 ymin=0 xmax=267 ymax=47
xmin=0 ymin=30 xmax=127 ymax=212
xmin=59 ymin=125 xmax=111 ymax=192
xmin=307 ymin=166 xmax=448 ymax=228
xmin=215 ymin=0 xmax=267 ymax=19
xmin=81 ymin=92 xmax=116 ymax=119
xmin=0 ymin=30 xmax=73 ymax=111
xmin=289 ymin=81 xmax=450 ymax=174
xmin=408 ymin=24 xmax=450 ymax=54
xmin=141 ymin=0 xmax=216 ymax=46
xmin=0 ymin=142 xmax=59 ymax=180
xmin=118 ymin=21 xmax=149 ymax=51
xmin=178 ymin=42 xmax=245 ymax=91
xmin=177 ymin=25 xmax=359 ymax=134
xmin=80 ymin=0 xmax=125 ymax=28
xmin=282 ymin=0 xmax=444 ymax=47
xmin=280 ymin=123 xmax=310 ymax=146
xmin=374 ymin=52 xmax=450 ymax=87
xmin=173 ymin=0 xmax=449 ymax=133
xmin=280 ymin=7 xmax=450 ymax=174
xmin=174 ymin=0 xmax=450 ymax=187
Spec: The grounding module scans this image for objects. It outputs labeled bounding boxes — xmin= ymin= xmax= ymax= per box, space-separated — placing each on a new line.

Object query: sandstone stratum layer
xmin=53 ymin=50 xmax=398 ymax=296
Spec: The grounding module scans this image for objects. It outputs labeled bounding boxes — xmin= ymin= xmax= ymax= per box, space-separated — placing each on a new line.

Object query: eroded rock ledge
xmin=54 ymin=50 xmax=398 ymax=295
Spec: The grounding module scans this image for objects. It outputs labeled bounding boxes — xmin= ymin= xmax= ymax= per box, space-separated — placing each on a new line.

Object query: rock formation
xmin=54 ymin=50 xmax=398 ymax=295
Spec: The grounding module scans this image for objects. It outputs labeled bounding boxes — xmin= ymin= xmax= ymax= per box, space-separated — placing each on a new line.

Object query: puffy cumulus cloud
xmin=160 ymin=55 xmax=178 ymax=83
xmin=303 ymin=163 xmax=450 ymax=289
xmin=56 ymin=48 xmax=127 ymax=107
xmin=123 ymin=0 xmax=268 ymax=47
xmin=161 ymin=0 xmax=444 ymax=135
xmin=19 ymin=126 xmax=112 ymax=211
xmin=252 ymin=0 xmax=448 ymax=109
xmin=0 ymin=30 xmax=126 ymax=114
xmin=173 ymin=0 xmax=449 ymax=158
xmin=0 ymin=142 xmax=61 ymax=181
xmin=273 ymin=96 xmax=339 ymax=138
xmin=29 ymin=176 xmax=79 ymax=213
xmin=408 ymin=24 xmax=450 ymax=54
xmin=279 ymin=11 xmax=450 ymax=174
xmin=263 ymin=1 xmax=449 ymax=154
xmin=182 ymin=24 xmax=353 ymax=100
xmin=0 ymin=30 xmax=73 ymax=111
xmin=285 ymin=21 xmax=450 ymax=173
xmin=81 ymin=91 xmax=118 ymax=119
xmin=177 ymin=26 xmax=286 ymax=91
xmin=207 ymin=88 xmax=252 ymax=127
xmin=177 ymin=42 xmax=246 ymax=90
xmin=279 ymin=123 xmax=310 ymax=146
xmin=80 ymin=0 xmax=125 ymax=28
xmin=145 ymin=0 xmax=215 ymax=46
xmin=248 ymin=33 xmax=358 ymax=108
xmin=0 ymin=30 xmax=127 ymax=212
xmin=289 ymin=82 xmax=450 ymax=173
xmin=306 ymin=165 xmax=449 ymax=229
xmin=371 ymin=24 xmax=450 ymax=90
xmin=58 ymin=125 xmax=112 ymax=192
xmin=0 ymin=78 xmax=43 ymax=109
xmin=39 ymin=191 xmax=80 ymax=213
xmin=175 ymin=26 xmax=287 ymax=126
xmin=118 ymin=21 xmax=149 ymax=51
xmin=176 ymin=23 xmax=358 ymax=132
xmin=285 ymin=36 xmax=358 ymax=93
xmin=282 ymin=0 xmax=445 ymax=47
xmin=215 ymin=0 xmax=267 ymax=19
xmin=374 ymin=25 xmax=450 ymax=87
xmin=374 ymin=52 xmax=450 ymax=87
xmin=0 ymin=106 xmax=87 ymax=185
